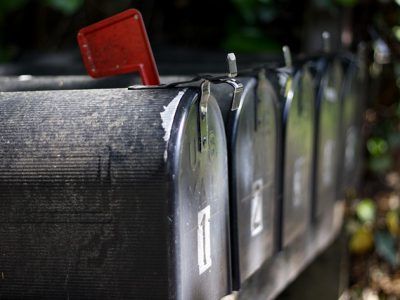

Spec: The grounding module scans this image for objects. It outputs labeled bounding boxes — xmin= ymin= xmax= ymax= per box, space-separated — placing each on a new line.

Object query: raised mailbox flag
xmin=77 ymin=9 xmax=160 ymax=85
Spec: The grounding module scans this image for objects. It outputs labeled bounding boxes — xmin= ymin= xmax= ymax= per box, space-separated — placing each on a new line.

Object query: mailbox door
xmin=232 ymin=77 xmax=278 ymax=284
xmin=340 ymin=60 xmax=364 ymax=191
xmin=314 ymin=60 xmax=344 ymax=221
xmin=172 ymin=93 xmax=231 ymax=300
xmin=282 ymin=68 xmax=315 ymax=247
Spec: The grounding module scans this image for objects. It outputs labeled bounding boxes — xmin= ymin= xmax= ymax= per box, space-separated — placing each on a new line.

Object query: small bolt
xmin=322 ymin=31 xmax=331 ymax=53
xmin=134 ymin=14 xmax=139 ymax=20
xmin=282 ymin=46 xmax=292 ymax=68
xmin=227 ymin=53 xmax=238 ymax=78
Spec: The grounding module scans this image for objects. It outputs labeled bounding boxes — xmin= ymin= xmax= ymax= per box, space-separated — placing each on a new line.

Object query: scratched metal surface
xmin=0 ymin=75 xmax=194 ymax=92
xmin=0 ymin=88 xmax=178 ymax=299
xmin=0 ymin=75 xmax=134 ymax=92
xmin=0 ymin=87 xmax=230 ymax=299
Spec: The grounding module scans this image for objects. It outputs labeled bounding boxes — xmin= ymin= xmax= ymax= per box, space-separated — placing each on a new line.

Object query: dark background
xmin=0 ymin=0 xmax=388 ymax=66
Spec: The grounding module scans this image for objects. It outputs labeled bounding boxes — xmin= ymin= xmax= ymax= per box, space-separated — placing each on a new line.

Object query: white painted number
xmin=293 ymin=157 xmax=305 ymax=207
xmin=198 ymin=205 xmax=212 ymax=275
xmin=345 ymin=127 xmax=356 ymax=170
xmin=250 ymin=179 xmax=263 ymax=237
xmin=322 ymin=140 xmax=335 ymax=186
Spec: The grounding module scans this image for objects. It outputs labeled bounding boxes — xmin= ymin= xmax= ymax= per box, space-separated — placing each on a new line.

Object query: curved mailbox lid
xmin=0 ymin=87 xmax=230 ymax=300
xmin=313 ymin=58 xmax=344 ymax=223
xmin=171 ymin=88 xmax=231 ymax=299
xmin=280 ymin=65 xmax=315 ymax=248
xmin=212 ymin=75 xmax=279 ymax=288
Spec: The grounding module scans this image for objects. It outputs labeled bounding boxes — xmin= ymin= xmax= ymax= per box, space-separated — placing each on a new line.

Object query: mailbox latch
xmin=199 ymin=80 xmax=211 ymax=152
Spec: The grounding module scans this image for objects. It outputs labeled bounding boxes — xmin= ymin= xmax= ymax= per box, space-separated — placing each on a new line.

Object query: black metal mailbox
xmin=312 ymin=58 xmax=344 ymax=223
xmin=0 ymin=86 xmax=231 ymax=300
xmin=212 ymin=73 xmax=279 ymax=288
xmin=338 ymin=55 xmax=365 ymax=194
xmin=276 ymin=64 xmax=315 ymax=249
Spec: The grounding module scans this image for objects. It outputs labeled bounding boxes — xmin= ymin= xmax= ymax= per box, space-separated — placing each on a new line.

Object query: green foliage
xmin=386 ymin=210 xmax=399 ymax=236
xmin=231 ymin=0 xmax=275 ymax=24
xmin=0 ymin=0 xmax=84 ymax=16
xmin=0 ymin=0 xmax=84 ymax=62
xmin=335 ymin=0 xmax=359 ymax=7
xmin=375 ymin=231 xmax=399 ymax=267
xmin=356 ymin=198 xmax=376 ymax=224
xmin=0 ymin=0 xmax=28 ymax=15
xmin=312 ymin=0 xmax=359 ymax=8
xmin=369 ymin=154 xmax=393 ymax=174
xmin=367 ymin=137 xmax=392 ymax=173
xmin=367 ymin=137 xmax=389 ymax=157
xmin=350 ymin=226 xmax=374 ymax=254
xmin=224 ymin=0 xmax=279 ymax=53
xmin=223 ymin=26 xmax=281 ymax=53
xmin=43 ymin=0 xmax=84 ymax=15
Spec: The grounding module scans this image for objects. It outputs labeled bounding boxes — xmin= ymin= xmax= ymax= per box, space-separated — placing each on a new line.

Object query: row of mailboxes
xmin=0 ymin=52 xmax=364 ymax=299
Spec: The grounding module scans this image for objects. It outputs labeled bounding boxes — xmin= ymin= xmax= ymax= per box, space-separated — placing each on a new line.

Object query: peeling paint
xmin=160 ymin=89 xmax=186 ymax=161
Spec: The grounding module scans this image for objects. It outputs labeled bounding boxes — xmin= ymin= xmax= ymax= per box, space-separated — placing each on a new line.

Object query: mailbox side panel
xmin=0 ymin=88 xmax=186 ymax=299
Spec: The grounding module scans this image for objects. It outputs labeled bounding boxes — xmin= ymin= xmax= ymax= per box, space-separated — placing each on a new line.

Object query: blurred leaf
xmin=369 ymin=154 xmax=393 ymax=174
xmin=231 ymin=0 xmax=258 ymax=24
xmin=393 ymin=26 xmax=400 ymax=42
xmin=386 ymin=210 xmax=399 ymax=236
xmin=43 ymin=0 xmax=84 ymax=15
xmin=335 ymin=0 xmax=359 ymax=7
xmin=346 ymin=218 xmax=361 ymax=234
xmin=388 ymin=132 xmax=400 ymax=148
xmin=356 ymin=198 xmax=376 ymax=223
xmin=375 ymin=231 xmax=398 ymax=267
xmin=367 ymin=137 xmax=389 ymax=157
xmin=350 ymin=226 xmax=374 ymax=254
xmin=258 ymin=6 xmax=277 ymax=23
xmin=0 ymin=0 xmax=28 ymax=15
xmin=223 ymin=27 xmax=281 ymax=53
